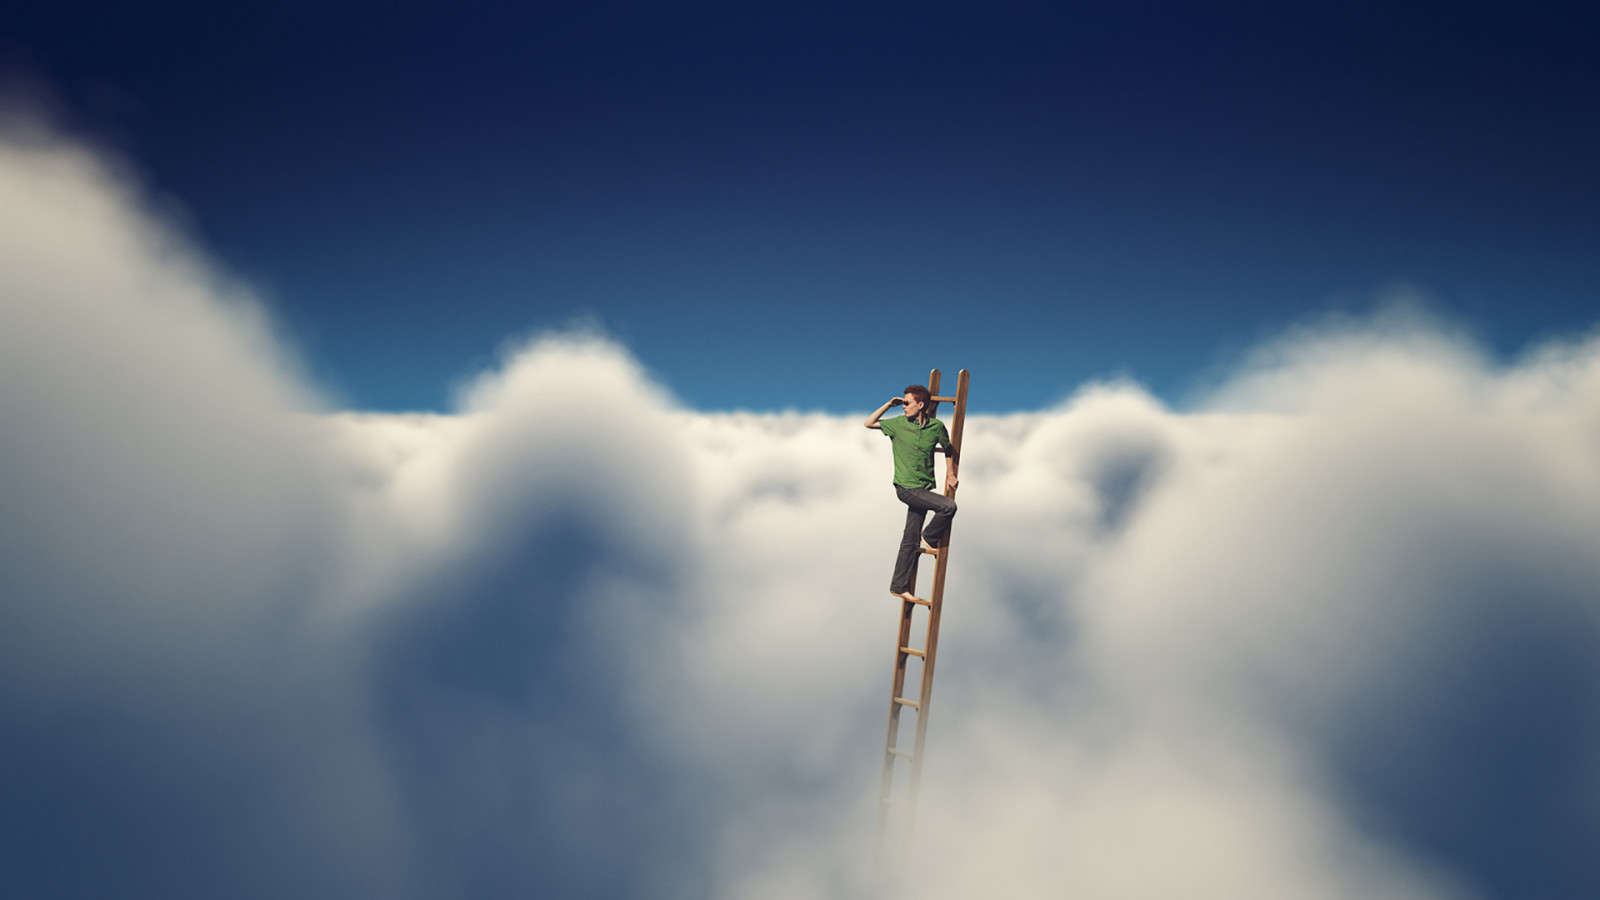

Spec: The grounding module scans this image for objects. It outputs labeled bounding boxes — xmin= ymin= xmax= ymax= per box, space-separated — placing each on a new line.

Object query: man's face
xmin=902 ymin=392 xmax=923 ymax=418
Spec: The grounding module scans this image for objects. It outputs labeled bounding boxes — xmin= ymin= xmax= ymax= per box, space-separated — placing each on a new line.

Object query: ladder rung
xmin=893 ymin=696 xmax=920 ymax=710
xmin=900 ymin=646 xmax=925 ymax=658
xmin=933 ymin=396 xmax=956 ymax=402
xmin=899 ymin=595 xmax=930 ymax=606
xmin=920 ymin=546 xmax=938 ymax=556
xmin=886 ymin=747 xmax=912 ymax=759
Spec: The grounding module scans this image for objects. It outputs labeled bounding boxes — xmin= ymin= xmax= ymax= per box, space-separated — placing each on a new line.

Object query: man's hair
xmin=904 ymin=385 xmax=931 ymax=406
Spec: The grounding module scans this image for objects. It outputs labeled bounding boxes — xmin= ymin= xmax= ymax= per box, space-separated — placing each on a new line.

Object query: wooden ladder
xmin=874 ymin=367 xmax=970 ymax=874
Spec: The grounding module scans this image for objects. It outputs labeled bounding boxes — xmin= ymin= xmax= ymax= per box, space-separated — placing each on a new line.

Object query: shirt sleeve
xmin=879 ymin=417 xmax=899 ymax=438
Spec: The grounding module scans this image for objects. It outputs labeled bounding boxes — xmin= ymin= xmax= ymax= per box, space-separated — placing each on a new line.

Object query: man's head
xmin=903 ymin=384 xmax=930 ymax=420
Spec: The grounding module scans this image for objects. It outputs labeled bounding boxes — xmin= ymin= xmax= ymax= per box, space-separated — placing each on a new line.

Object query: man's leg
xmin=890 ymin=502 xmax=927 ymax=595
xmin=902 ymin=488 xmax=957 ymax=548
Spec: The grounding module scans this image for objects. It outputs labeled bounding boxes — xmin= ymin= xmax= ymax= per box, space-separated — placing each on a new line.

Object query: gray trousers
xmin=889 ymin=486 xmax=957 ymax=595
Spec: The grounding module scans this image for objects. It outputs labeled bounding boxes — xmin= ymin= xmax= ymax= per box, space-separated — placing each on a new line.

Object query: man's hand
xmin=945 ymin=474 xmax=959 ymax=491
xmin=865 ymin=397 xmax=902 ymax=429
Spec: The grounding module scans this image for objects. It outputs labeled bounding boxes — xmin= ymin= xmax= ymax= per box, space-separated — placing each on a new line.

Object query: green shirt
xmin=879 ymin=415 xmax=951 ymax=490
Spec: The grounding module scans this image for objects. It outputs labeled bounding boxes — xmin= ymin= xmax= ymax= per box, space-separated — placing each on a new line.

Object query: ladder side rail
xmin=899 ymin=368 xmax=944 ymax=806
xmin=906 ymin=369 xmax=967 ymax=825
xmin=877 ymin=598 xmax=917 ymax=827
xmin=947 ymin=369 xmax=969 ymax=466
xmin=874 ymin=367 xmax=943 ymax=861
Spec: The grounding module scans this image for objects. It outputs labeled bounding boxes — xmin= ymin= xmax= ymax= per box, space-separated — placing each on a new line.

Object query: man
xmin=864 ymin=384 xmax=958 ymax=602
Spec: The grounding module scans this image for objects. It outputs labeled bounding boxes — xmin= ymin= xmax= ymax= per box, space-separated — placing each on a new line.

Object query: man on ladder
xmin=864 ymin=385 xmax=958 ymax=602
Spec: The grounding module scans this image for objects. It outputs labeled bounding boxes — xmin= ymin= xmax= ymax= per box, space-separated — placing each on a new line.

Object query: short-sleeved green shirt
xmin=879 ymin=415 xmax=950 ymax=490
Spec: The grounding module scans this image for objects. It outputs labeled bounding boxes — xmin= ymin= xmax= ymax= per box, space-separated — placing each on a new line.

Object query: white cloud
xmin=4 ymin=119 xmax=1598 ymax=899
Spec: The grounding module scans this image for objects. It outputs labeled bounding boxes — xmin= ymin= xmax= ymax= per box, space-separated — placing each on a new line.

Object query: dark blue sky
xmin=7 ymin=1 xmax=1598 ymax=411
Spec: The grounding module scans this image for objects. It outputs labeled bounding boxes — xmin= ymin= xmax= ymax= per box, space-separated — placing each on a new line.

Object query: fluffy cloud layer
xmin=4 ymin=121 xmax=1599 ymax=899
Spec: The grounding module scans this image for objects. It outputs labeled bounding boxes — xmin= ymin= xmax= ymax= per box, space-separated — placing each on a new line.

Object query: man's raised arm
xmin=942 ymin=431 xmax=959 ymax=491
xmin=864 ymin=397 xmax=902 ymax=430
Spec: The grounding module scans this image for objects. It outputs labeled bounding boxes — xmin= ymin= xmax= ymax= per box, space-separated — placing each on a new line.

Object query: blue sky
xmin=7 ymin=1 xmax=1597 ymax=411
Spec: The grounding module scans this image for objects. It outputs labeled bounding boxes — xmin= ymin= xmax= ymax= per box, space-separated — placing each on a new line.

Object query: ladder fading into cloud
xmin=875 ymin=367 xmax=970 ymax=875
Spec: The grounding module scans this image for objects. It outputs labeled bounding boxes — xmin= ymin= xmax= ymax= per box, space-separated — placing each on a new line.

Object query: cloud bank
xmin=4 ymin=120 xmax=1599 ymax=899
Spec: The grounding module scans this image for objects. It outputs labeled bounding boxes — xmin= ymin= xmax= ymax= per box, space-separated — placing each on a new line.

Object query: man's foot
xmin=891 ymin=590 xmax=930 ymax=606
xmin=921 ymin=539 xmax=941 ymax=554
